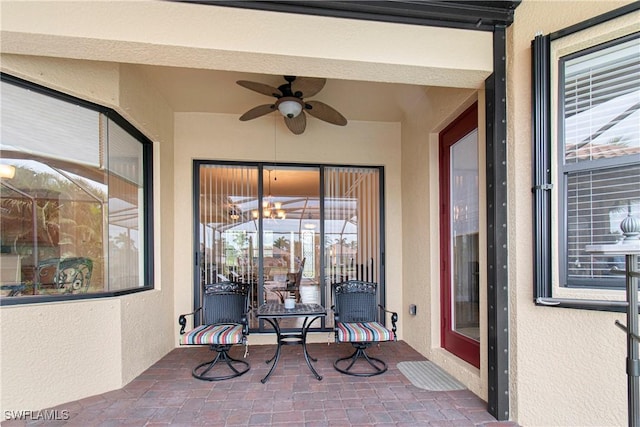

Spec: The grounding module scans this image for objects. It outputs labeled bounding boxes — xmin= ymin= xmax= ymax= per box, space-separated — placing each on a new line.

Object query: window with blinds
xmin=0 ymin=74 xmax=153 ymax=303
xmin=558 ymin=33 xmax=640 ymax=287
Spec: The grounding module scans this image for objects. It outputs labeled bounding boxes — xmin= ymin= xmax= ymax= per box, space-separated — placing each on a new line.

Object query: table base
xmin=260 ymin=316 xmax=323 ymax=383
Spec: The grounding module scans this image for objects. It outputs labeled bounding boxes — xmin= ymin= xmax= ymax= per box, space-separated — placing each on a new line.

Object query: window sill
xmin=0 ymin=286 xmax=154 ymax=307
xmin=535 ymin=296 xmax=639 ymax=313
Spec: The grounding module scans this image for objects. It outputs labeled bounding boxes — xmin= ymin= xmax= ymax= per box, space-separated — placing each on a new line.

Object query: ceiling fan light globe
xmin=278 ymin=99 xmax=303 ymax=118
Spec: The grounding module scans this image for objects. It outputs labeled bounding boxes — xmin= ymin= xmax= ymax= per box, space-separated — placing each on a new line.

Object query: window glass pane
xmin=0 ymin=79 xmax=151 ymax=300
xmin=566 ymin=163 xmax=640 ymax=284
xmin=262 ymin=166 xmax=320 ymax=330
xmin=563 ymin=36 xmax=640 ymax=163
xmin=107 ymin=119 xmax=144 ymax=290
xmin=0 ymin=159 xmax=106 ymax=296
xmin=450 ymin=130 xmax=479 ymax=341
xmin=559 ymin=34 xmax=640 ymax=289
xmin=197 ymin=164 xmax=259 ymax=323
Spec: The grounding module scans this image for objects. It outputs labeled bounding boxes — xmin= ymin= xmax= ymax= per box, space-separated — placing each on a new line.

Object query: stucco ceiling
xmin=134 ymin=65 xmax=424 ymax=123
xmin=127 ymin=1 xmax=509 ymax=124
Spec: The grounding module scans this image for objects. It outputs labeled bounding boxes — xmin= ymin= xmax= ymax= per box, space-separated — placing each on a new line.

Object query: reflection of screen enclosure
xmin=195 ymin=163 xmax=383 ymax=332
xmin=0 ymin=78 xmax=148 ymax=298
xmin=559 ymin=35 xmax=640 ymax=288
xmin=450 ymin=130 xmax=480 ymax=341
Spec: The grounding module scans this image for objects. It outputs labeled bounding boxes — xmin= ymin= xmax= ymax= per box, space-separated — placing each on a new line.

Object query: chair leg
xmin=192 ymin=345 xmax=250 ymax=381
xmin=334 ymin=343 xmax=388 ymax=377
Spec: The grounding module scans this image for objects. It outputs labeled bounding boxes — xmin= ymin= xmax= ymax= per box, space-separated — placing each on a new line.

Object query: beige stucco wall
xmin=0 ymin=56 xmax=176 ymax=414
xmin=172 ymin=114 xmax=404 ymax=344
xmin=507 ymin=1 xmax=637 ymax=426
xmin=400 ymin=86 xmax=490 ymax=399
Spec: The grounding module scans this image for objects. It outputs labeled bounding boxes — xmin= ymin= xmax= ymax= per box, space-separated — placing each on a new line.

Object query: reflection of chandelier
xmin=252 ymin=169 xmax=285 ymax=219
xmin=262 ymin=199 xmax=286 ymax=219
xmin=228 ymin=205 xmax=240 ymax=220
xmin=252 ymin=198 xmax=286 ymax=219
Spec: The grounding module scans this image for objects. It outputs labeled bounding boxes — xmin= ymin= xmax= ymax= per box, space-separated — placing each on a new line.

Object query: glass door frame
xmin=192 ymin=160 xmax=386 ymax=334
xmin=439 ymin=103 xmax=480 ymax=368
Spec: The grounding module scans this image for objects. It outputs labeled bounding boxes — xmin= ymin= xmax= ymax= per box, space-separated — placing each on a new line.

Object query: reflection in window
xmin=195 ymin=163 xmax=383 ymax=332
xmin=0 ymin=76 xmax=152 ymax=300
xmin=558 ymin=34 xmax=640 ymax=288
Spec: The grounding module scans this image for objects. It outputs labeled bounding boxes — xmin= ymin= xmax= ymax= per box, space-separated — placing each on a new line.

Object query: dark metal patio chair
xmin=332 ymin=280 xmax=398 ymax=376
xmin=178 ymin=281 xmax=251 ymax=381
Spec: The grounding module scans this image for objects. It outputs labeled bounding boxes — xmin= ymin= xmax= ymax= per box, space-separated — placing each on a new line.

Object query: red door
xmin=439 ymin=103 xmax=480 ymax=368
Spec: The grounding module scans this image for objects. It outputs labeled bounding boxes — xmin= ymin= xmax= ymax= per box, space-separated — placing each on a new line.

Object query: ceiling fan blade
xmin=239 ymin=104 xmax=276 ymax=121
xmin=236 ymin=80 xmax=282 ymax=98
xmin=284 ymin=112 xmax=306 ymax=135
xmin=304 ymin=101 xmax=347 ymax=126
xmin=291 ymin=77 xmax=326 ymax=98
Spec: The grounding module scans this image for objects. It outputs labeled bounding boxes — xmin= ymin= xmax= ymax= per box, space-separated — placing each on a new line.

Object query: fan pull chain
xmin=273 ymin=113 xmax=278 ymax=167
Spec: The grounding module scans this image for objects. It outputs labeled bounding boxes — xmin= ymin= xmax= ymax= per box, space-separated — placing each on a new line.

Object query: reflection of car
xmin=37 ymin=257 xmax=93 ymax=293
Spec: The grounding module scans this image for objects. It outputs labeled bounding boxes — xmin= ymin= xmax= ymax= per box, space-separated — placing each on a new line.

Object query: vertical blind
xmin=196 ymin=163 xmax=384 ymax=329
xmin=198 ymin=164 xmax=258 ymax=288
xmin=324 ymin=167 xmax=380 ymax=285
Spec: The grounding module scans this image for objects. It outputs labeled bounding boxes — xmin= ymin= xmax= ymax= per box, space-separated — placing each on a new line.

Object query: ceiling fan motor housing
xmin=276 ymin=97 xmax=304 ymax=118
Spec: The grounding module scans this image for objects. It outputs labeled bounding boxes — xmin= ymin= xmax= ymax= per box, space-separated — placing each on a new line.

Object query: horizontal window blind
xmin=560 ymin=33 xmax=640 ymax=287
xmin=0 ymin=81 xmax=101 ymax=168
xmin=562 ymin=35 xmax=640 ymax=163
xmin=566 ymin=164 xmax=640 ymax=283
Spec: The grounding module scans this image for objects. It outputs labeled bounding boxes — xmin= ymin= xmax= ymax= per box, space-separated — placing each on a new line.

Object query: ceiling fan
xmin=236 ymin=75 xmax=347 ymax=135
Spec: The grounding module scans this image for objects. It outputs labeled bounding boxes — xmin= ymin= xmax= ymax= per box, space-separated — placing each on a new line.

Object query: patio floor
xmin=4 ymin=341 xmax=519 ymax=426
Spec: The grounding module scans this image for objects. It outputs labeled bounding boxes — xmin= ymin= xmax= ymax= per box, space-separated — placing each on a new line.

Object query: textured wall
xmin=508 ymin=1 xmax=637 ymax=425
xmin=172 ymin=113 xmax=403 ymax=343
xmin=0 ymin=56 xmax=175 ymax=414
xmin=400 ymin=85 xmax=486 ymax=398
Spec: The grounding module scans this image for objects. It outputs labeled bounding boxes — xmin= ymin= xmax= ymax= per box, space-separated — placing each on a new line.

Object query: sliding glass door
xmin=194 ymin=161 xmax=383 ymax=332
xmin=324 ymin=167 xmax=383 ymax=327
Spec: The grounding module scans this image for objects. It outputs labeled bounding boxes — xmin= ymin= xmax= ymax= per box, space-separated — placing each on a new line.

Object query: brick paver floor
xmin=3 ymin=341 xmax=519 ymax=426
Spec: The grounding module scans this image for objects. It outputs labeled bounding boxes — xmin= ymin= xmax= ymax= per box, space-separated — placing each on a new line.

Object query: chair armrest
xmin=330 ymin=305 xmax=340 ymax=324
xmin=178 ymin=307 xmax=202 ymax=334
xmin=241 ymin=306 xmax=251 ymax=336
xmin=378 ymin=304 xmax=398 ymax=339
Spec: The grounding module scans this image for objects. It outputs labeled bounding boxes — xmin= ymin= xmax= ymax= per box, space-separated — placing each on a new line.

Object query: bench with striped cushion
xmin=336 ymin=321 xmax=395 ymax=343
xmin=180 ymin=324 xmax=244 ymax=346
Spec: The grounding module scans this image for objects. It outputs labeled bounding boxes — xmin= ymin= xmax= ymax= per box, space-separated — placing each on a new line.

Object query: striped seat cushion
xmin=336 ymin=321 xmax=394 ymax=343
xmin=181 ymin=324 xmax=244 ymax=345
